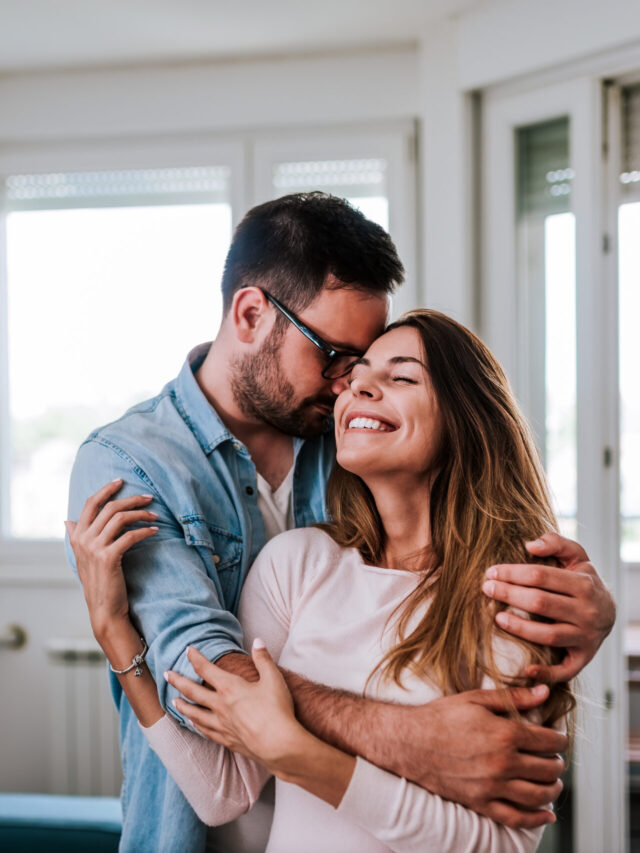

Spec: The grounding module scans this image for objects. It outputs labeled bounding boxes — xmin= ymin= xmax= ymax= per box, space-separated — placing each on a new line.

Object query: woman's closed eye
xmin=391 ymin=375 xmax=418 ymax=384
xmin=347 ymin=371 xmax=419 ymax=386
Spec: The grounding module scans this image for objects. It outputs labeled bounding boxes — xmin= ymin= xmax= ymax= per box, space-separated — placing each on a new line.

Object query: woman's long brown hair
xmin=320 ymin=309 xmax=574 ymax=726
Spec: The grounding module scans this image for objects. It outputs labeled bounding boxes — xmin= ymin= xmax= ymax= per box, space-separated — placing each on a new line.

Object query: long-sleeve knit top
xmin=144 ymin=526 xmax=547 ymax=852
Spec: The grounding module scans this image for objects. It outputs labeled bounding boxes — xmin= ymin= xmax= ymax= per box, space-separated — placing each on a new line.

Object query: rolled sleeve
xmin=67 ymin=438 xmax=245 ymax=724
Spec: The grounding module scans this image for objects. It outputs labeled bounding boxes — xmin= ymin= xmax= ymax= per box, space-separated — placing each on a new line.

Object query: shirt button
xmin=232 ymin=442 xmax=242 ymax=451
xmin=245 ymin=486 xmax=254 ymax=496
xmin=213 ymin=554 xmax=220 ymax=564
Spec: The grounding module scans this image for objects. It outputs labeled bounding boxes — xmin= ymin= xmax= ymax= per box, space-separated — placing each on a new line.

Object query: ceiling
xmin=0 ymin=0 xmax=487 ymax=73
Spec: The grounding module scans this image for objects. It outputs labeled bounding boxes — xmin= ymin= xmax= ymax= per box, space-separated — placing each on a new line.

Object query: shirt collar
xmin=172 ymin=342 xmax=236 ymax=455
xmin=172 ymin=342 xmax=308 ymax=460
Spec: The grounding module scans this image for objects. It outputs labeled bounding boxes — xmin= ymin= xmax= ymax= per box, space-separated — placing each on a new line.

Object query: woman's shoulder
xmin=256 ymin=526 xmax=345 ymax=564
xmin=245 ymin=527 xmax=348 ymax=609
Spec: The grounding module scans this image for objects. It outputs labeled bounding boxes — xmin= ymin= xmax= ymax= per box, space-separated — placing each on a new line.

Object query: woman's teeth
xmin=347 ymin=417 xmax=392 ymax=432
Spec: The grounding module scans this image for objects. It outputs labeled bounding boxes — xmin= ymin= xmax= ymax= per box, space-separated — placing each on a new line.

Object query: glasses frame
xmin=260 ymin=289 xmax=364 ymax=379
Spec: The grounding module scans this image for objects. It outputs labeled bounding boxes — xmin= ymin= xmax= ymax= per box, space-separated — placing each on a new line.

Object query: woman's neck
xmin=365 ymin=474 xmax=433 ymax=571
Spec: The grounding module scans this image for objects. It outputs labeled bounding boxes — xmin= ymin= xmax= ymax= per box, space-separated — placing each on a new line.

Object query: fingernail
xmin=532 ymin=684 xmax=548 ymax=697
xmin=186 ymin=646 xmax=193 ymax=655
xmin=172 ymin=698 xmax=178 ymax=708
xmin=485 ymin=567 xmax=498 ymax=579
xmin=111 ymin=478 xmax=123 ymax=483
xmin=149 ymin=526 xmax=159 ymax=532
xmin=253 ymin=637 xmax=266 ymax=650
xmin=482 ymin=581 xmax=495 ymax=596
xmin=526 ymin=538 xmax=544 ymax=548
xmin=495 ymin=611 xmax=509 ymax=627
xmin=163 ymin=671 xmax=169 ymax=681
xmin=141 ymin=494 xmax=154 ymax=499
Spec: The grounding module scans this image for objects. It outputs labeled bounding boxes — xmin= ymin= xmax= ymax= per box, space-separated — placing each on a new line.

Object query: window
xmin=272 ymin=158 xmax=390 ymax=229
xmin=0 ymin=125 xmax=417 ymax=543
xmin=3 ymin=166 xmax=233 ymax=539
xmin=252 ymin=126 xmax=418 ymax=317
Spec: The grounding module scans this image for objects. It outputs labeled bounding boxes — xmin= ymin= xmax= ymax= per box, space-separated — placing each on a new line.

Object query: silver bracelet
xmin=109 ymin=637 xmax=148 ymax=677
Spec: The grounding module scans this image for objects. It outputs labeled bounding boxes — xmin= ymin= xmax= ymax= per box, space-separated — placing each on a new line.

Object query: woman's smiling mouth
xmin=345 ymin=412 xmax=398 ymax=432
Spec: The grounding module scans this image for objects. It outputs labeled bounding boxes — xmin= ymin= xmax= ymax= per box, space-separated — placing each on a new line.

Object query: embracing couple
xmin=66 ymin=193 xmax=615 ymax=853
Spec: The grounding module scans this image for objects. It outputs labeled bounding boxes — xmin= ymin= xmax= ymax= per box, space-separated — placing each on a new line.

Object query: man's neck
xmin=194 ymin=337 xmax=294 ymax=489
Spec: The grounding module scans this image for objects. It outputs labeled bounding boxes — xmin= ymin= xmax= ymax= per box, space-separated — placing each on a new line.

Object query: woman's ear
xmin=231 ymin=286 xmax=271 ymax=344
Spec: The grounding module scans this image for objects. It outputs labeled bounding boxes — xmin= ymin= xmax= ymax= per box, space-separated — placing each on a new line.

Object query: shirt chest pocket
xmin=180 ymin=516 xmax=243 ymax=604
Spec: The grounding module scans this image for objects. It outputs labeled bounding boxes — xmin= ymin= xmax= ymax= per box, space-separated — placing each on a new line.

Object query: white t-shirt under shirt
xmin=256 ymin=467 xmax=294 ymax=543
xmin=144 ymin=527 xmax=547 ymax=852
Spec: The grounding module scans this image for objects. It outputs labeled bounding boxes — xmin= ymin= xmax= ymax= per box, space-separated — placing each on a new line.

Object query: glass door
xmin=615 ymin=80 xmax=640 ymax=853
xmin=483 ymin=77 xmax=626 ymax=853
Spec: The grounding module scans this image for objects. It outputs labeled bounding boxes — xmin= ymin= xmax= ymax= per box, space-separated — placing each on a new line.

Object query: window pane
xmin=6 ymin=181 xmax=232 ymax=539
xmin=619 ymin=202 xmax=640 ymax=562
xmin=272 ymin=158 xmax=389 ymax=230
xmin=516 ymin=118 xmax=577 ymax=540
xmin=545 ymin=212 xmax=577 ymax=539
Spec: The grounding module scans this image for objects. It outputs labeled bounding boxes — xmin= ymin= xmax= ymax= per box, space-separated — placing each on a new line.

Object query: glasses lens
xmin=323 ymin=356 xmax=360 ymax=380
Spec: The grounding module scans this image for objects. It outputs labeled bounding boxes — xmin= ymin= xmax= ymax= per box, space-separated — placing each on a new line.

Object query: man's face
xmin=232 ymin=285 xmax=389 ymax=437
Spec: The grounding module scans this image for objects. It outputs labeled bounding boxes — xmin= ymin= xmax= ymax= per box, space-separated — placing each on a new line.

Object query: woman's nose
xmin=349 ymin=373 xmax=382 ymax=399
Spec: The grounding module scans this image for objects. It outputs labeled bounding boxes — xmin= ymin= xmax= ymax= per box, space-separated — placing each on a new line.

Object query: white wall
xmin=457 ymin=0 xmax=640 ymax=90
xmin=0 ymin=48 xmax=419 ymax=142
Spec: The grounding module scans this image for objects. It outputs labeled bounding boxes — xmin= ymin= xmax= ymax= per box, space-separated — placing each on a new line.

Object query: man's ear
xmin=231 ymin=287 xmax=271 ymax=344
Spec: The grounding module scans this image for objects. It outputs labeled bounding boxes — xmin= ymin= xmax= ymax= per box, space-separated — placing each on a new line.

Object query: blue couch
xmin=0 ymin=793 xmax=121 ymax=852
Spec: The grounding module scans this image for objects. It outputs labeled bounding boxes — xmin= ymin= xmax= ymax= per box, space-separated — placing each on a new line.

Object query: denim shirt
xmin=66 ymin=343 xmax=335 ymax=852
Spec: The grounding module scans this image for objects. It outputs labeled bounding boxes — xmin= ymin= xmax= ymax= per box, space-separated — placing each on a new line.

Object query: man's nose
xmin=330 ymin=375 xmax=350 ymax=395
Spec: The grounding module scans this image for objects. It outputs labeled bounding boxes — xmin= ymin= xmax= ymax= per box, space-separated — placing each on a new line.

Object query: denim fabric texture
xmin=66 ymin=343 xmax=335 ymax=852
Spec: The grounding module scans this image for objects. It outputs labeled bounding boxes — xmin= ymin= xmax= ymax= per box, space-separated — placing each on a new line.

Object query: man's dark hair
xmin=220 ymin=192 xmax=404 ymax=314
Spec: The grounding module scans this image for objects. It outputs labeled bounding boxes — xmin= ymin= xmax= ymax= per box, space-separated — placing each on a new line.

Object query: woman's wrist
xmin=270 ymin=725 xmax=356 ymax=808
xmin=92 ymin=616 xmax=143 ymax=671
xmin=90 ymin=609 xmax=131 ymax=643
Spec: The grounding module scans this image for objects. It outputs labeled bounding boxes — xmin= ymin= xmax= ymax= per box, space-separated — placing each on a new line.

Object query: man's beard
xmin=231 ymin=332 xmax=335 ymax=438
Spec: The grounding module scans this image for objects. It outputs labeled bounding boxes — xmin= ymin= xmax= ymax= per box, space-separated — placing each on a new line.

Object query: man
xmin=67 ymin=193 xmax=615 ymax=852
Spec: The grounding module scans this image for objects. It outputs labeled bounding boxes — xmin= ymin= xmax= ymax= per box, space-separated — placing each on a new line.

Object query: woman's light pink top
xmin=144 ymin=527 xmax=546 ymax=852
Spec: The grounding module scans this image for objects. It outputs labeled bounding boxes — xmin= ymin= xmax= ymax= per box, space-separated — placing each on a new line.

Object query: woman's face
xmin=334 ymin=326 xmax=444 ymax=481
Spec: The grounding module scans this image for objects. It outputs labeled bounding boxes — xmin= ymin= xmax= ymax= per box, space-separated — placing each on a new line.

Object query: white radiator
xmin=45 ymin=638 xmax=122 ymax=796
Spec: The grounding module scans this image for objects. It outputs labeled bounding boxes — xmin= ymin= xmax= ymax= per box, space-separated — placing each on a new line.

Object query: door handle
xmin=0 ymin=624 xmax=27 ymax=650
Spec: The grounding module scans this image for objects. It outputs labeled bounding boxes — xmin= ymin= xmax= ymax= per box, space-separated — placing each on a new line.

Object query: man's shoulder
xmin=84 ymin=385 xmax=175 ymax=449
xmin=72 ymin=380 xmax=204 ymax=490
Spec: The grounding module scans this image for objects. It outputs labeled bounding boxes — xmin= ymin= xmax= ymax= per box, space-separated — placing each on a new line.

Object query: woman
xmin=74 ymin=310 xmax=573 ymax=852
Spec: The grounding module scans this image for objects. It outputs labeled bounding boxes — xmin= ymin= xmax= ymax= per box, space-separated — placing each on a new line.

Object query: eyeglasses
xmin=261 ymin=289 xmax=364 ymax=379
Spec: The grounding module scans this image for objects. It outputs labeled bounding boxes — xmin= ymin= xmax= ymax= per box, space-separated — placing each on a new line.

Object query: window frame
xmin=0 ymin=134 xmax=247 ymax=564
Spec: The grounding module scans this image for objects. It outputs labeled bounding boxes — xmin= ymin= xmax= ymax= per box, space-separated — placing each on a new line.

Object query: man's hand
xmin=482 ymin=532 xmax=616 ymax=682
xmin=392 ymin=685 xmax=566 ymax=829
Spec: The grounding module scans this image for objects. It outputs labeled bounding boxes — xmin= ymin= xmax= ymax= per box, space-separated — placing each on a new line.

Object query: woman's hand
xmin=65 ymin=478 xmax=159 ymax=639
xmin=167 ymin=642 xmax=306 ymax=774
